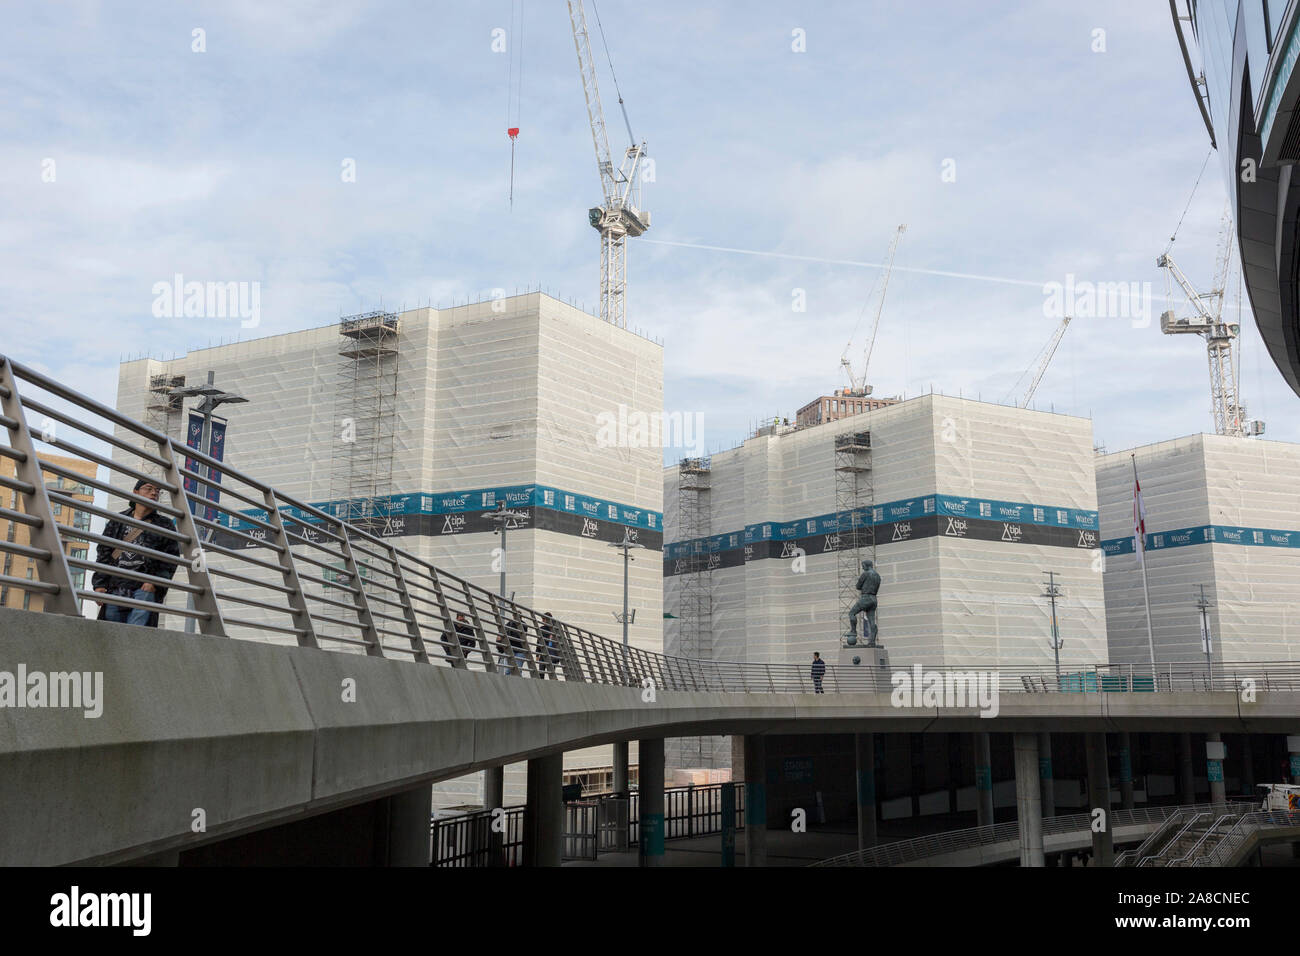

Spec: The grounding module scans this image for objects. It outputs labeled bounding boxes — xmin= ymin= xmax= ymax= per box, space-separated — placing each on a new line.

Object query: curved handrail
xmin=1167 ymin=812 xmax=1238 ymax=866
xmin=810 ymin=803 xmax=1236 ymax=867
xmin=1193 ymin=810 xmax=1300 ymax=866
xmin=6 ymin=353 xmax=1300 ymax=696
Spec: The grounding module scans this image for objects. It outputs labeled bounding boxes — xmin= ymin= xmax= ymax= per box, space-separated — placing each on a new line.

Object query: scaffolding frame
xmin=329 ymin=311 xmax=400 ymax=532
xmin=677 ymin=457 xmax=712 ymax=660
xmin=145 ymin=372 xmax=186 ymax=444
xmin=674 ymin=456 xmax=720 ymax=767
xmin=834 ymin=429 xmax=874 ymax=636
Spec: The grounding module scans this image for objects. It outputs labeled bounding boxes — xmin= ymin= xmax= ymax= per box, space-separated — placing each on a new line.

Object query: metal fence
xmin=428 ymin=783 xmax=746 ymax=865
xmin=1192 ymin=809 xmax=1300 ymax=866
xmin=430 ymin=808 xmax=525 ymax=867
xmin=811 ymin=802 xmax=1252 ymax=867
xmin=5 ymin=352 xmax=1300 ymax=695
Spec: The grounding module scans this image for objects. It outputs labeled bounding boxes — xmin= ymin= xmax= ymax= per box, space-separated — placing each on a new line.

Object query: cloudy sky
xmin=3 ymin=0 xmax=1294 ymax=460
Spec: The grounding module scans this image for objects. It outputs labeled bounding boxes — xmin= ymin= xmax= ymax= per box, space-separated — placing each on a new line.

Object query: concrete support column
xmin=1085 ymin=733 xmax=1113 ymax=867
xmin=854 ymin=733 xmax=877 ymax=850
xmin=523 ymin=753 xmax=563 ymax=867
xmin=1118 ymin=732 xmax=1135 ymax=810
xmin=1038 ymin=732 xmax=1055 ymax=818
xmin=1206 ymin=733 xmax=1226 ymax=806
xmin=974 ymin=732 xmax=994 ymax=826
xmin=482 ymin=765 xmax=505 ymax=868
xmin=1179 ymin=733 xmax=1195 ymax=803
xmin=613 ymin=741 xmax=629 ymax=795
xmin=1240 ymin=735 xmax=1255 ymax=792
xmin=1013 ymin=733 xmax=1044 ymax=867
xmin=484 ymin=766 xmax=504 ymax=810
xmin=385 ymin=783 xmax=432 ymax=867
xmin=638 ymin=738 xmax=665 ymax=867
xmin=1289 ymin=737 xmax=1300 ymax=859
xmin=744 ymin=735 xmax=768 ymax=867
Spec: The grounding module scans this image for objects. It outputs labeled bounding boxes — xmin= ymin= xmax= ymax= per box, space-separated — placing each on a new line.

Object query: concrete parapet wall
xmin=2 ymin=608 xmax=1296 ymax=865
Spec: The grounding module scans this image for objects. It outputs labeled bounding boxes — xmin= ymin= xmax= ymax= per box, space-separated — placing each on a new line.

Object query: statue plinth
xmin=838 ymin=643 xmax=889 ymax=670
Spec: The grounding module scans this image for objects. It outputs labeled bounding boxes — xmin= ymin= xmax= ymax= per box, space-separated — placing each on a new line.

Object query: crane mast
xmin=1156 ymin=216 xmax=1261 ymax=437
xmin=567 ymin=1 xmax=650 ymax=330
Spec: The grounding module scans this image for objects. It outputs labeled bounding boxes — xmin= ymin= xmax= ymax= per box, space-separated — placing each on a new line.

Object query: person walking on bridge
xmin=454 ymin=613 xmax=478 ymax=664
xmin=538 ymin=612 xmax=559 ymax=679
xmin=811 ymin=652 xmax=826 ymax=693
xmin=506 ymin=614 xmax=528 ymax=675
xmin=91 ymin=478 xmax=181 ymax=628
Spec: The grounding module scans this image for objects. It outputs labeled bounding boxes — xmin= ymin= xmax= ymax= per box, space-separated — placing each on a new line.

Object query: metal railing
xmin=1166 ymin=811 xmax=1240 ymax=866
xmin=1137 ymin=811 xmax=1214 ymax=867
xmin=1115 ymin=809 xmax=1193 ymax=866
xmin=428 ymin=783 xmax=746 ymax=865
xmin=1191 ymin=809 xmax=1300 ymax=866
xmin=812 ymin=803 xmax=1242 ymax=867
xmin=431 ymin=807 xmax=526 ymax=867
xmin=621 ymin=782 xmax=745 ymax=845
xmin=5 ymin=352 xmax=1300 ymax=695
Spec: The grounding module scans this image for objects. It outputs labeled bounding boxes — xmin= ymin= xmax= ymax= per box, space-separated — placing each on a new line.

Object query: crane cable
xmin=590 ymin=0 xmax=635 ymax=145
xmin=506 ymin=0 xmax=525 ymax=207
xmin=1164 ymin=145 xmax=1213 ymax=254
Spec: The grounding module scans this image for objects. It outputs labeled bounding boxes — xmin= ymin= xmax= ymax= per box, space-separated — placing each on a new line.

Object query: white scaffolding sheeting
xmin=116 ymin=293 xmax=665 ymax=808
xmin=1098 ymin=435 xmax=1300 ymax=664
xmin=663 ymin=395 xmax=1105 ymax=673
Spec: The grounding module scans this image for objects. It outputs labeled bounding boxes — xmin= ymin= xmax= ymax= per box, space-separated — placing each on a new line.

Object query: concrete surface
xmin=3 ymin=607 xmax=1298 ymax=866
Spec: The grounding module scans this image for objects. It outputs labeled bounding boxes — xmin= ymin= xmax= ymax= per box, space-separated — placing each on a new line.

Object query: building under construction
xmin=112 ymin=292 xmax=664 ymax=805
xmin=1098 ymin=434 xmax=1300 ymax=665
xmin=663 ymin=393 xmax=1108 ymax=766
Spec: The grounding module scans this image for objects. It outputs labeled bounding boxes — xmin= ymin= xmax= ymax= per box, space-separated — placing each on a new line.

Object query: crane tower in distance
xmin=567 ymin=1 xmax=650 ymax=330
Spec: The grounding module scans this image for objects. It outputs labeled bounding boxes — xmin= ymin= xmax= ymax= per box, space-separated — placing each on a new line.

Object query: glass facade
xmin=1187 ymin=0 xmax=1300 ymax=395
xmin=1244 ymin=1 xmax=1271 ymax=104
xmin=1193 ymin=1 xmax=1241 ymax=192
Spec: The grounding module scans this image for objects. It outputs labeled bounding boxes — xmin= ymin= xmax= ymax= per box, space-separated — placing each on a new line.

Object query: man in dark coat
xmin=92 ymin=478 xmax=181 ymax=627
xmin=537 ymin=612 xmax=559 ymax=679
xmin=811 ymin=651 xmax=826 ymax=693
xmin=454 ymin=612 xmax=478 ymax=662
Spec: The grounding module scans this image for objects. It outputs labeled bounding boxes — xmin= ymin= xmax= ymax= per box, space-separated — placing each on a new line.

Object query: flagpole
xmin=1132 ymin=453 xmax=1157 ymax=678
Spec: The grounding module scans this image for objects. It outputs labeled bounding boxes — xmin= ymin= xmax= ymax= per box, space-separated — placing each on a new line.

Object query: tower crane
xmin=567 ymin=1 xmax=650 ymax=330
xmin=841 ymin=224 xmax=906 ymax=395
xmin=1156 ymin=208 xmax=1263 ymax=437
xmin=1006 ymin=315 xmax=1071 ymax=407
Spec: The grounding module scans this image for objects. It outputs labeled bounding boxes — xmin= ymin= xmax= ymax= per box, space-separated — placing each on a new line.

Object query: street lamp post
xmin=609 ymin=530 xmax=644 ymax=801
xmin=486 ymin=500 xmax=528 ymax=601
xmin=483 ymin=500 xmax=527 ymax=849
xmin=609 ymin=530 xmax=645 ymax=684
xmin=1042 ymin=570 xmax=1063 ymax=684
xmin=486 ymin=500 xmax=529 ymax=676
xmin=169 ymin=371 xmax=247 ymax=634
xmin=1196 ymin=584 xmax=1214 ymax=688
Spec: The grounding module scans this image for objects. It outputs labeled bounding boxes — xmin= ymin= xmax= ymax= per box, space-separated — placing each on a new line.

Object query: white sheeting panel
xmin=1098 ymin=434 xmax=1300 ymax=664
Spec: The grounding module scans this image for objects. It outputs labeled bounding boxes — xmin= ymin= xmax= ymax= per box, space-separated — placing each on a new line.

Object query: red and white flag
xmin=1132 ymin=476 xmax=1147 ymax=566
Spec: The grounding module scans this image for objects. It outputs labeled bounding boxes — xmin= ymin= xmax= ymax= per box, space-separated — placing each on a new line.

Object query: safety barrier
xmin=4 ymin=352 xmax=1300 ymax=695
xmin=812 ymin=802 xmax=1250 ymax=867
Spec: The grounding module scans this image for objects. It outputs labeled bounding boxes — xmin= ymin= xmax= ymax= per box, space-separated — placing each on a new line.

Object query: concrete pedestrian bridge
xmin=3 ymin=353 xmax=1300 ymax=867
xmin=3 ymin=607 xmax=1299 ymax=866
